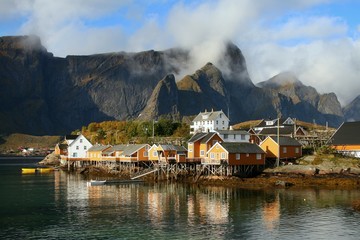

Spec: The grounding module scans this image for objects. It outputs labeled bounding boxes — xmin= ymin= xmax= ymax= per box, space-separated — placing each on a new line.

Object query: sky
xmin=0 ymin=0 xmax=359 ymax=106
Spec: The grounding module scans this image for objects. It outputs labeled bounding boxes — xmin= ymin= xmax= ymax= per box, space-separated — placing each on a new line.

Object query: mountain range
xmin=0 ymin=35 xmax=358 ymax=135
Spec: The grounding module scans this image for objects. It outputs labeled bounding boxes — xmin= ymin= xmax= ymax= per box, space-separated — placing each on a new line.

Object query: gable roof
xmin=258 ymin=126 xmax=294 ymax=135
xmin=200 ymin=132 xmax=219 ymax=143
xmin=122 ymin=144 xmax=148 ymax=156
xmin=269 ymin=136 xmax=301 ymax=146
xmin=188 ymin=132 xmax=208 ymax=142
xmin=88 ymin=144 xmax=112 ymax=152
xmin=329 ymin=121 xmax=360 ymax=145
xmin=216 ymin=130 xmax=249 ymax=135
xmin=68 ymin=134 xmax=92 ymax=147
xmin=221 ymin=142 xmax=265 ymax=154
xmin=192 ymin=110 xmax=229 ymax=122
xmin=158 ymin=144 xmax=187 ymax=152
xmin=65 ymin=135 xmax=78 ymax=140
xmin=256 ymin=117 xmax=294 ymax=128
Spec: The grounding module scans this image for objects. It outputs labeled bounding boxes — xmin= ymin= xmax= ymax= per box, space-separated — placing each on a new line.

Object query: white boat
xmin=87 ymin=180 xmax=107 ymax=186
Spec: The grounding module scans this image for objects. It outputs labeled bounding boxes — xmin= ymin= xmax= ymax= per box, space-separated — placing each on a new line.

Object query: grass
xmin=0 ymin=133 xmax=61 ymax=151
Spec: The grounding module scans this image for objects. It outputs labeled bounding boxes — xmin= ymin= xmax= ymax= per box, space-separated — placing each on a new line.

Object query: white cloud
xmin=0 ymin=0 xmax=359 ymax=105
xmin=245 ymin=39 xmax=360 ymax=105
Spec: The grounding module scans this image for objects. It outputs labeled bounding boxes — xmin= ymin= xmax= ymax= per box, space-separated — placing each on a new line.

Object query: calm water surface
xmin=1 ymin=158 xmax=360 ymax=239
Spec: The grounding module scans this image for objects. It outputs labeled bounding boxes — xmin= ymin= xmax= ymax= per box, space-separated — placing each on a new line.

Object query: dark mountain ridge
xmin=0 ymin=35 xmax=354 ymax=135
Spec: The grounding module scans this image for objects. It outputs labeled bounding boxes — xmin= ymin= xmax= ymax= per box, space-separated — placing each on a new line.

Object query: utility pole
xmin=152 ymin=120 xmax=155 ymax=139
xmin=276 ymin=117 xmax=280 ymax=168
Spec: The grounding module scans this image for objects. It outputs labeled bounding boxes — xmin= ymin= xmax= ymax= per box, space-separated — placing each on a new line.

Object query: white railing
xmin=201 ymin=159 xmax=221 ymax=165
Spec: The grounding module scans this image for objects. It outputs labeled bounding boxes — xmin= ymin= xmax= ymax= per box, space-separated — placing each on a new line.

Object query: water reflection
xmin=262 ymin=191 xmax=280 ymax=231
xmin=50 ymin=170 xmax=360 ymax=239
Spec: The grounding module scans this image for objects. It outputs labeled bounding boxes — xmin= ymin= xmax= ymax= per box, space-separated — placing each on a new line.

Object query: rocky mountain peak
xmin=258 ymin=71 xmax=301 ymax=88
xmin=139 ymin=74 xmax=179 ymax=120
xmin=344 ymin=95 xmax=360 ymax=121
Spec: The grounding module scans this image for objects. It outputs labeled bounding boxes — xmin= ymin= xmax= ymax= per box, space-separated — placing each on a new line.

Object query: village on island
xmin=48 ymin=109 xmax=360 ymax=181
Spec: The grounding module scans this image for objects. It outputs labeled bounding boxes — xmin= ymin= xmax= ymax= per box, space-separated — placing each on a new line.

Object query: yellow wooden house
xmin=259 ymin=136 xmax=302 ymax=160
xmin=187 ymin=132 xmax=223 ymax=162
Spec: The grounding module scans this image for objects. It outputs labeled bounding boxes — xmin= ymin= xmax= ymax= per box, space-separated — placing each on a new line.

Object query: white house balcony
xmin=201 ymin=159 xmax=228 ymax=165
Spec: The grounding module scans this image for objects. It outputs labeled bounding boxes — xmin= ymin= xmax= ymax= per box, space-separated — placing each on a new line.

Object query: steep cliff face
xmin=0 ymin=36 xmax=55 ymax=134
xmin=344 ymin=95 xmax=360 ymax=121
xmin=256 ymin=72 xmax=343 ymax=126
xmin=0 ymin=35 xmax=348 ymax=135
xmin=140 ymin=74 xmax=179 ymax=120
xmin=177 ymin=62 xmax=229 ymax=116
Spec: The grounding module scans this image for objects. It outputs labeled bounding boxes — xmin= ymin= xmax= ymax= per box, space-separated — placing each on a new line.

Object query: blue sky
xmin=0 ymin=0 xmax=359 ymax=105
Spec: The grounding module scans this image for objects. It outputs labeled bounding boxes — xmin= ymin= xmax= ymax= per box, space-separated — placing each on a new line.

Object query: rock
xmin=38 ymin=152 xmax=60 ymax=166
xmin=275 ymin=180 xmax=294 ymax=188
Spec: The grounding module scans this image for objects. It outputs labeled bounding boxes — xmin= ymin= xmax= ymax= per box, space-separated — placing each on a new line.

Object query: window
xmin=283 ymin=147 xmax=287 ymax=153
xmin=84 ymin=146 xmax=87 ymax=150
xmin=153 ymin=151 xmax=158 ymax=157
xmin=72 ymin=152 xmax=77 ymax=157
xmin=233 ymin=134 xmax=236 ymax=139
xmin=236 ymin=153 xmax=240 ymax=160
xmin=241 ymin=135 xmax=245 ymax=140
xmin=144 ymin=151 xmax=148 ymax=157
xmin=222 ymin=121 xmax=224 ymax=124
xmin=246 ymin=153 xmax=249 ymax=157
xmin=210 ymin=153 xmax=215 ymax=159
xmin=80 ymin=139 xmax=83 ymax=143
xmin=221 ymin=152 xmax=226 ymax=159
xmin=295 ymin=147 xmax=299 ymax=154
xmin=224 ymin=134 xmax=228 ymax=139
xmin=200 ymin=150 xmax=205 ymax=156
xmin=76 ymin=146 xmax=79 ymax=150
xmin=216 ymin=120 xmax=218 ymax=124
xmin=256 ymin=154 xmax=262 ymax=160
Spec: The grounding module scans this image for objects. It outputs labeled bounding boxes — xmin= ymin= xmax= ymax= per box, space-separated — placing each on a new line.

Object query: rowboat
xmin=87 ymin=180 xmax=107 ymax=186
xmin=21 ymin=168 xmax=55 ymax=174
xmin=22 ymin=168 xmax=37 ymax=174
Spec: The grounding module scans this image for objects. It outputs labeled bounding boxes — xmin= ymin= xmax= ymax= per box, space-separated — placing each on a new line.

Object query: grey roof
xmin=270 ymin=136 xmax=301 ymax=146
xmin=158 ymin=145 xmax=187 ymax=152
xmin=88 ymin=144 xmax=112 ymax=152
xmin=329 ymin=121 xmax=360 ymax=145
xmin=258 ymin=126 xmax=294 ymax=135
xmin=216 ymin=130 xmax=249 ymax=135
xmin=201 ymin=132 xmax=219 ymax=143
xmin=188 ymin=132 xmax=208 ymax=142
xmin=221 ymin=142 xmax=265 ymax=154
xmin=256 ymin=118 xmax=293 ymax=128
xmin=65 ymin=135 xmax=78 ymax=140
xmin=192 ymin=110 xmax=228 ymax=122
xmin=121 ymin=144 xmax=148 ymax=156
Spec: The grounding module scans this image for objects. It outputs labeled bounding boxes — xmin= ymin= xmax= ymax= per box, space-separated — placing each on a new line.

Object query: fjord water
xmin=1 ymin=158 xmax=360 ymax=240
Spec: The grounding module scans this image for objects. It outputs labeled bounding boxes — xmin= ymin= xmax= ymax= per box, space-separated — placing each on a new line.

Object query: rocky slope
xmin=343 ymin=95 xmax=360 ymax=121
xmin=0 ymin=35 xmax=354 ymax=135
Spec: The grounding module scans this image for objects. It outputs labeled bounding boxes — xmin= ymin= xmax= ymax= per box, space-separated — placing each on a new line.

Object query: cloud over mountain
xmin=1 ymin=0 xmax=359 ymax=105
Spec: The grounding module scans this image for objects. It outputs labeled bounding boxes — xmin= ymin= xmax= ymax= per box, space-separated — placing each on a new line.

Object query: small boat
xmin=22 ymin=168 xmax=37 ymax=174
xmin=21 ymin=167 xmax=55 ymax=174
xmin=87 ymin=180 xmax=107 ymax=186
xmin=37 ymin=168 xmax=54 ymax=173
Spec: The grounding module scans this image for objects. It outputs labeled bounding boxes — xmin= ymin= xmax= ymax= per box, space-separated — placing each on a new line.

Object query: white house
xmin=190 ymin=109 xmax=230 ymax=134
xmin=67 ymin=134 xmax=93 ymax=159
xmin=215 ymin=129 xmax=250 ymax=143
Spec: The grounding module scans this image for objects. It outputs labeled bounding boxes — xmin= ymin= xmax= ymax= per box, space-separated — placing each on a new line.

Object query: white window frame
xmin=210 ymin=153 xmax=215 ymax=159
xmin=221 ymin=152 xmax=226 ymax=159
xmin=283 ymin=147 xmax=287 ymax=153
xmin=236 ymin=153 xmax=240 ymax=160
xmin=200 ymin=150 xmax=205 ymax=156
xmin=256 ymin=154 xmax=262 ymax=160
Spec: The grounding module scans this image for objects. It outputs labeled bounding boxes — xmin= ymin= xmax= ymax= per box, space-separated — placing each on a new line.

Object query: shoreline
xmin=73 ymin=164 xmax=360 ymax=190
